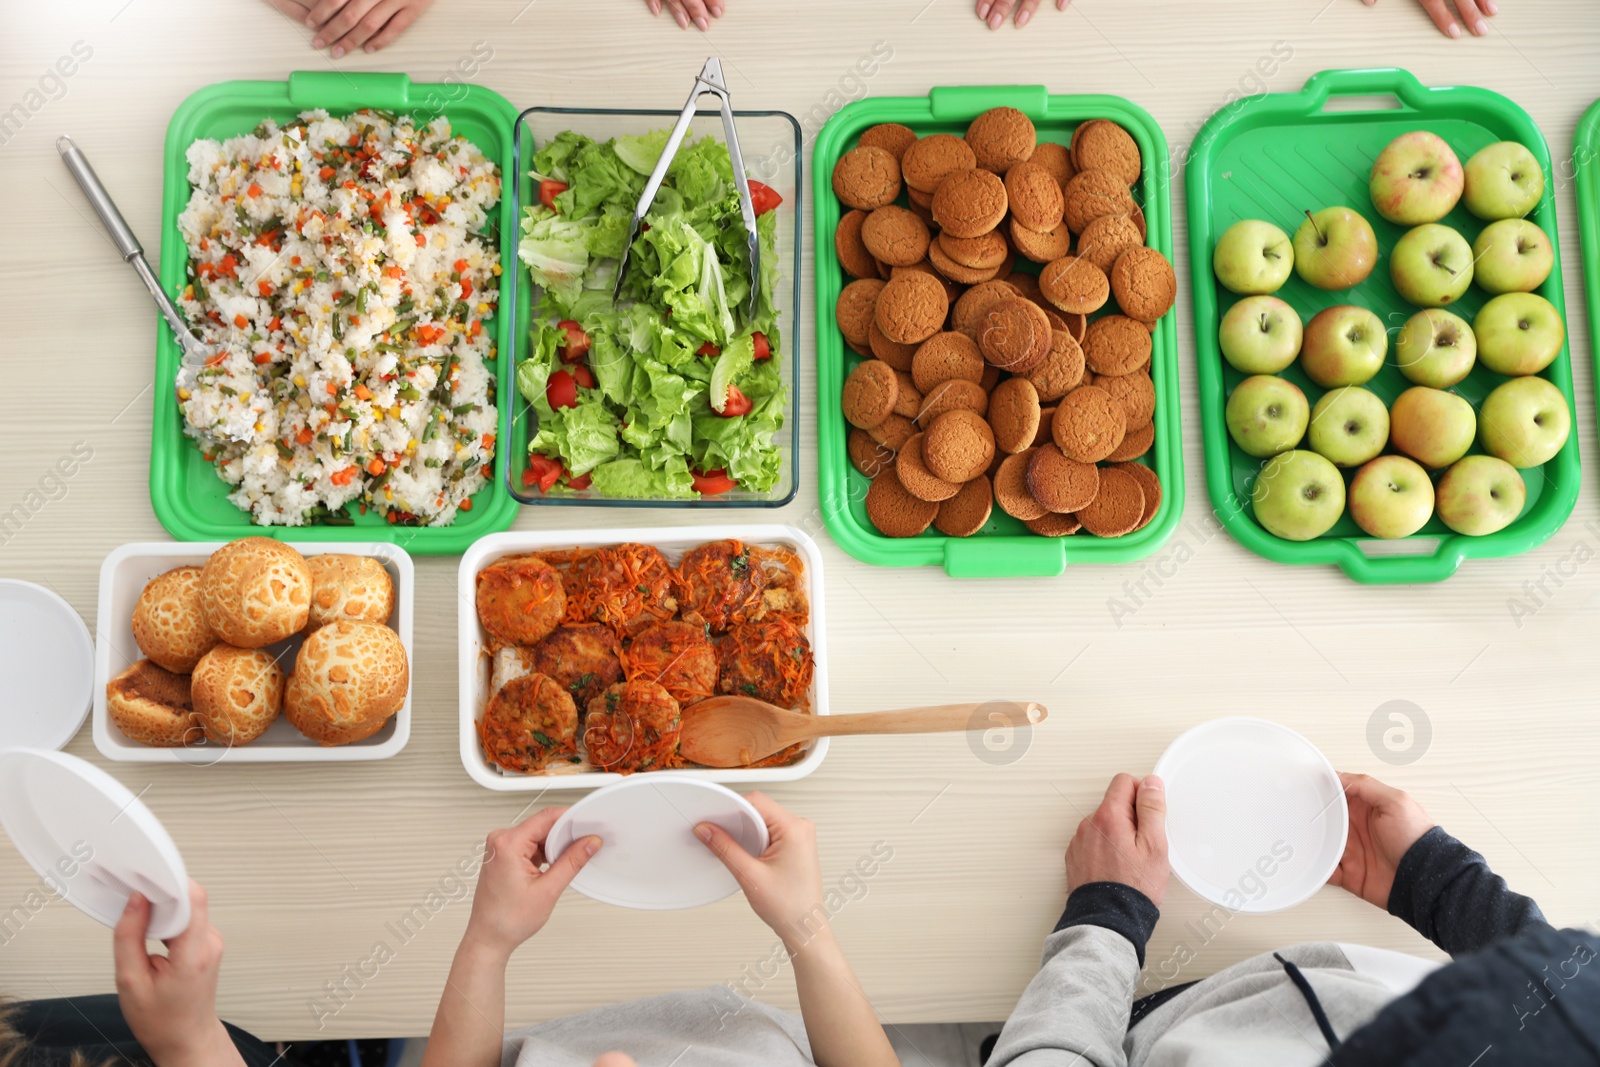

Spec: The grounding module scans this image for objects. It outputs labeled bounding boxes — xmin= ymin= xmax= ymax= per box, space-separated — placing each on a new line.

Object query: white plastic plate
xmin=94 ymin=542 xmax=413 ymax=762
xmin=547 ymin=777 xmax=768 ymax=910
xmin=1154 ymin=717 xmax=1347 ymax=914
xmin=458 ymin=524 xmax=829 ymax=791
xmin=0 ymin=580 xmax=95 ymax=752
xmin=0 ymin=749 xmax=190 ymax=938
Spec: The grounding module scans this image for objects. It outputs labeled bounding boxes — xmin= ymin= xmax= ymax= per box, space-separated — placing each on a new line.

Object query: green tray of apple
xmin=1575 ymin=99 xmax=1600 ymax=449
xmin=1186 ymin=67 xmax=1578 ymax=585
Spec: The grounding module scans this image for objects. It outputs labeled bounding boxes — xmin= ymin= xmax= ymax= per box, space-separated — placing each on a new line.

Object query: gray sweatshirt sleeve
xmin=983 ymin=922 xmax=1145 ymax=1067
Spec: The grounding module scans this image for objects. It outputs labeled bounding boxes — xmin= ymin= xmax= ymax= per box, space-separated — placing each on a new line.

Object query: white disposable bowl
xmin=94 ymin=541 xmax=413 ymax=763
xmin=458 ymin=524 xmax=829 ymax=791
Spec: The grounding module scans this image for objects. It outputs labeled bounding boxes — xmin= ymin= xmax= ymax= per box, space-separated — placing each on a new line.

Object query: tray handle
xmin=1301 ymin=68 xmax=1428 ymax=112
xmin=930 ymin=85 xmax=1049 ymax=122
xmin=288 ymin=71 xmax=412 ymax=110
xmin=944 ymin=537 xmax=1063 ymax=578
xmin=1337 ymin=536 xmax=1467 ymax=584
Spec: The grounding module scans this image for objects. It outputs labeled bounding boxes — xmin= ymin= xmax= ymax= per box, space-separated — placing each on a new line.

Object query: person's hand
xmin=975 ymin=0 xmax=1072 ymax=29
xmin=1065 ymin=773 xmax=1169 ymax=905
xmin=697 ymin=792 xmax=825 ymax=949
xmin=462 ymin=808 xmax=600 ymax=962
xmin=114 ymin=882 xmax=245 ymax=1067
xmin=592 ymin=1056 xmax=638 ymax=1067
xmin=291 ymin=0 xmax=436 ymax=57
xmin=1362 ymin=0 xmax=1497 ymax=38
xmin=1329 ymin=772 xmax=1436 ymax=910
xmin=644 ymin=0 xmax=726 ymax=32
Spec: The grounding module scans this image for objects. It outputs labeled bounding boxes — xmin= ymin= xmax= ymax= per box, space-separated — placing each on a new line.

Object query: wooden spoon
xmin=678 ymin=697 xmax=1048 ymax=769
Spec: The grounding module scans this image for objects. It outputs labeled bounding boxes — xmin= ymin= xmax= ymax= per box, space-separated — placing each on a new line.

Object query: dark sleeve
xmin=1054 ymin=881 xmax=1160 ymax=967
xmin=1386 ymin=825 xmax=1549 ymax=957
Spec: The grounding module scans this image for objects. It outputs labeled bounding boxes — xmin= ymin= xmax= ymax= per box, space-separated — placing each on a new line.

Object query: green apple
xmin=1226 ymin=374 xmax=1309 ymax=458
xmin=1389 ymin=386 xmax=1476 ymax=469
xmin=1390 ymin=223 xmax=1474 ymax=308
xmin=1478 ymin=375 xmax=1571 ymax=469
xmin=1472 ymin=218 xmax=1554 ymax=294
xmin=1252 ymin=450 xmax=1346 ymax=541
xmin=1293 ymin=207 xmax=1378 ymax=290
xmin=1349 ymin=455 xmax=1435 ymax=539
xmin=1435 ymin=455 xmax=1526 ymax=535
xmin=1474 ymin=292 xmax=1565 ymax=376
xmin=1219 ymin=296 xmax=1303 ymax=374
xmin=1308 ymin=386 xmax=1389 ymax=467
xmin=1213 ymin=219 xmax=1294 ymax=295
xmin=1301 ymin=305 xmax=1387 ymax=387
xmin=1369 ymin=130 xmax=1464 ymax=225
xmin=1394 ymin=308 xmax=1476 ymax=388
xmin=1462 ymin=141 xmax=1545 ymax=220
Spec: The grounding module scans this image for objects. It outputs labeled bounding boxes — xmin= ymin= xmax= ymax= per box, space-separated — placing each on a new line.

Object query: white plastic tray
xmin=458 ymin=525 xmax=829 ymax=792
xmin=94 ymin=541 xmax=413 ymax=763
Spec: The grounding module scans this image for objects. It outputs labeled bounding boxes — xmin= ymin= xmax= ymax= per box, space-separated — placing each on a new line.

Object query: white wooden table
xmin=3 ymin=0 xmax=1598 ymax=1042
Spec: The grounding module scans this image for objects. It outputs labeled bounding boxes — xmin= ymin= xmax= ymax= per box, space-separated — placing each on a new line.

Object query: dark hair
xmin=0 ymin=999 xmax=127 ymax=1067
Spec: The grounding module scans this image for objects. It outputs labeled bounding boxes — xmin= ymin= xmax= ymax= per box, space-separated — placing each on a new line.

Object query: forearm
xmin=421 ymin=939 xmax=510 ymax=1067
xmin=785 ymin=927 xmax=898 ymax=1067
xmin=1388 ymin=826 xmax=1549 ymax=956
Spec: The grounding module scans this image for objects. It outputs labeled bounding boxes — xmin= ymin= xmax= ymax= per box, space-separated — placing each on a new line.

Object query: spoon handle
xmin=807 ymin=701 xmax=1047 ymax=738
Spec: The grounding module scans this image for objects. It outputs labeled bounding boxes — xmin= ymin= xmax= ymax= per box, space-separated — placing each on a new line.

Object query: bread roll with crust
xmin=199 ymin=537 xmax=312 ymax=648
xmin=192 ymin=645 xmax=285 ymax=747
xmin=106 ymin=660 xmax=202 ymax=747
xmin=286 ymin=620 xmax=409 ymax=746
xmin=132 ymin=566 xmax=219 ymax=674
xmin=307 ymin=554 xmax=395 ymax=630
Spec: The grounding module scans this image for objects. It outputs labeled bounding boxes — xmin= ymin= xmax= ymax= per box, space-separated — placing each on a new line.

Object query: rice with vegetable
xmin=175 ymin=108 xmax=501 ymax=526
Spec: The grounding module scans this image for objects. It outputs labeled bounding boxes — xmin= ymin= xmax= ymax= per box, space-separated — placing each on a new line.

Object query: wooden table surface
xmin=4 ymin=0 xmax=1599 ymax=1043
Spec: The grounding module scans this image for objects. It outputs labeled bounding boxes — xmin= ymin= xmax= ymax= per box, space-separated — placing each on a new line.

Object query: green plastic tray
xmin=1576 ymin=99 xmax=1600 ymax=447
xmin=813 ymin=85 xmax=1184 ymax=578
xmin=153 ymin=72 xmax=519 ymax=554
xmin=1186 ymin=68 xmax=1579 ymax=584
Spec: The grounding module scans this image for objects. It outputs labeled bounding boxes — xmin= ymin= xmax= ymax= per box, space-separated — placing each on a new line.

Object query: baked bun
xmin=106 ymin=660 xmax=202 ymax=747
xmin=285 ymin=620 xmax=408 ymax=746
xmin=131 ymin=566 xmax=219 ymax=673
xmin=192 ymin=645 xmax=284 ymax=747
xmin=307 ymin=554 xmax=395 ymax=630
xmin=199 ymin=537 xmax=312 ymax=648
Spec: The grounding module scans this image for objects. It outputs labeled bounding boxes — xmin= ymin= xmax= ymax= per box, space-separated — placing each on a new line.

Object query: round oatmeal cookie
xmin=1076 ymin=466 xmax=1145 ymax=537
xmin=1039 ymin=256 xmax=1110 ymax=315
xmin=1052 ymin=386 xmax=1126 ymax=463
xmin=1110 ymin=246 xmax=1177 ymax=323
xmin=966 ymin=107 xmax=1036 ymax=174
xmin=841 ymin=359 xmax=899 ymax=429
xmin=835 ymin=210 xmax=879 ymax=280
xmin=1112 ymin=461 xmax=1162 ymax=531
xmin=894 ymin=260 xmax=963 ymax=304
xmin=1032 ymin=406 xmax=1056 ymax=447
xmin=1082 ymin=315 xmax=1154 ymax=376
xmin=923 ymin=409 xmax=996 ymax=483
xmin=859 ymin=122 xmax=918 ymax=161
xmin=938 ymin=230 xmax=1009 ymax=271
xmin=952 ymin=280 xmax=1020 ymax=337
xmin=931 ymin=168 xmax=1009 ymax=239
xmin=1005 ymin=160 xmax=1066 ymax=232
xmin=1101 ymin=371 xmax=1156 ymax=432
xmin=902 ymin=133 xmax=978 ymax=194
xmin=987 ymin=377 xmax=1042 ymax=454
xmin=892 ymin=371 xmax=924 ymax=419
xmin=1063 ymin=169 xmax=1138 ymax=234
xmin=832 ymin=145 xmax=902 ymax=210
xmin=1025 ymin=512 xmax=1082 ymax=537
xmin=911 ymin=331 xmax=986 ymax=392
xmin=866 ymin=469 xmax=938 ymax=538
xmin=848 ymin=427 xmax=897 ymax=478
xmin=915 ymin=379 xmax=990 ymax=423
xmin=1028 ymin=141 xmax=1076 ymax=189
xmin=896 ymin=433 xmax=962 ymax=503
xmin=868 ymin=412 xmax=917 ymax=451
xmin=977 ymin=297 xmax=1052 ymax=373
xmin=993 ymin=450 xmax=1049 ymax=521
xmin=861 ymin=205 xmax=932 ymax=267
xmin=1071 ymin=119 xmax=1142 ymax=187
xmin=836 ymin=277 xmax=885 ymax=348
xmin=928 ymin=238 xmax=1003 ymax=285
xmin=1026 ymin=445 xmax=1100 ymax=514
xmin=1009 ymin=218 xmax=1072 ymax=263
xmin=1075 ymin=213 xmax=1144 ymax=275
xmin=907 ymin=185 xmax=935 ymax=208
xmin=1105 ymin=421 xmax=1154 ymax=462
xmin=1005 ymin=272 xmax=1044 ymax=303
xmin=935 ymin=474 xmax=993 ymax=537
xmin=869 ymin=318 xmax=919 ymax=371
xmin=875 ymin=270 xmax=950 ymax=345
xmin=1024 ymin=330 xmax=1086 ymax=402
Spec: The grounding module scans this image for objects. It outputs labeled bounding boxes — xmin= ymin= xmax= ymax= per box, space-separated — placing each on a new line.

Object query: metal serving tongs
xmin=612 ymin=57 xmax=761 ymax=317
xmin=57 ymin=135 xmax=218 ymax=371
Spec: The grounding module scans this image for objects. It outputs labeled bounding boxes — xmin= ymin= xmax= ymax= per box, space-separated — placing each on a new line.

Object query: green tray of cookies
xmin=1186 ymin=68 xmax=1579 ymax=584
xmin=813 ymin=85 xmax=1184 ymax=578
xmin=1575 ymin=99 xmax=1600 ymax=442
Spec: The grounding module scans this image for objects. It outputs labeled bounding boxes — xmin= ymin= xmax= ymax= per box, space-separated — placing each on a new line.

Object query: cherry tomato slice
xmin=691 ymin=469 xmax=738 ymax=496
xmin=748 ymin=180 xmax=783 ymax=216
xmin=546 ymin=370 xmax=579 ymax=410
xmin=556 ymin=320 xmax=590 ymax=362
xmin=539 ymin=180 xmax=569 ymax=211
xmin=566 ymin=472 xmax=593 ymax=491
xmin=696 ymin=341 xmax=720 ymax=357
xmin=523 ymin=454 xmax=564 ymax=492
xmin=718 ymin=384 xmax=754 ymax=418
xmin=752 ymin=332 xmax=771 ymax=361
xmin=572 ymin=364 xmax=596 ymax=390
